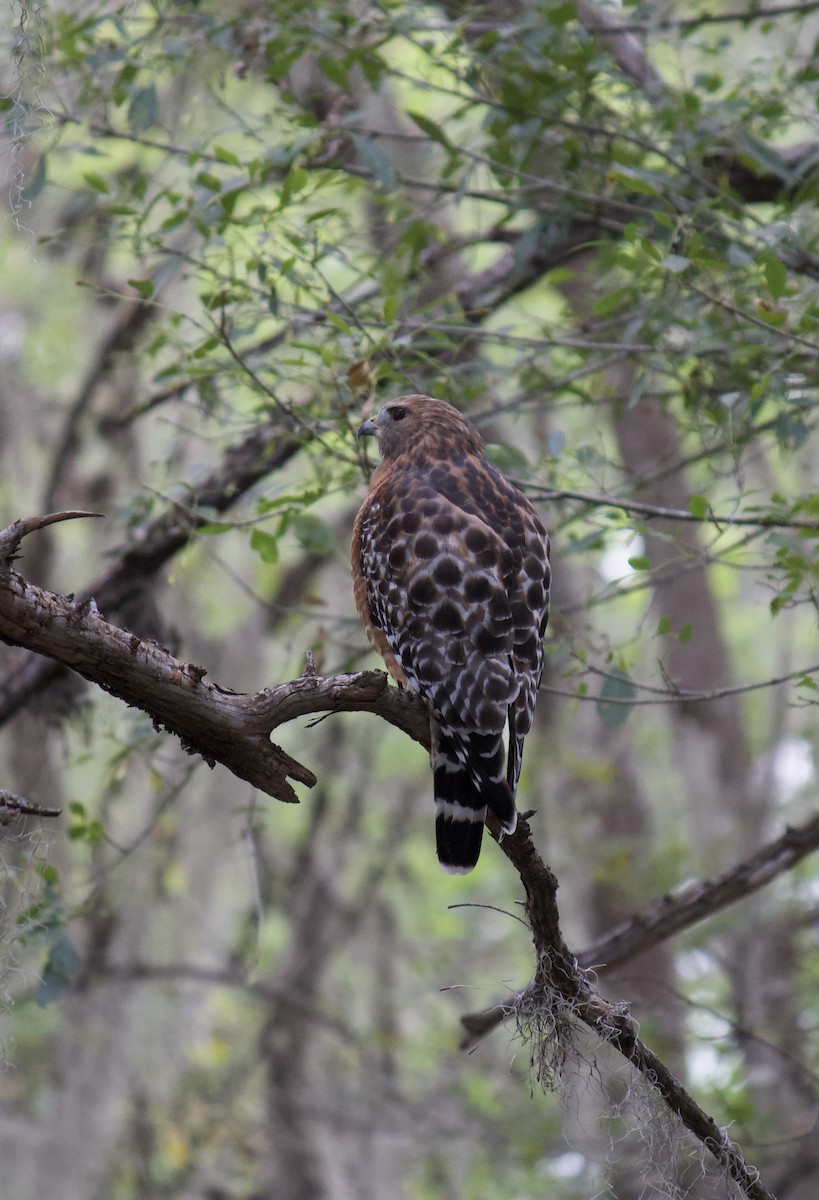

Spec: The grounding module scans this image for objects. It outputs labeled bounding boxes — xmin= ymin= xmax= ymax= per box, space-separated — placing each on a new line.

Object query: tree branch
xmin=580 ymin=811 xmax=819 ymax=972
xmin=0 ymin=512 xmax=429 ymax=804
xmin=542 ymin=663 xmax=819 ymax=707
xmin=526 ymin=484 xmax=819 ymax=532
xmin=464 ymin=809 xmax=819 ymax=1045
xmin=42 ymin=297 xmax=160 ymax=513
xmin=588 ymin=2 xmax=819 ymax=34
xmin=484 ymin=817 xmax=775 ymax=1200
xmin=573 ymin=0 xmax=668 ymax=101
xmin=0 ymin=789 xmax=61 ymax=820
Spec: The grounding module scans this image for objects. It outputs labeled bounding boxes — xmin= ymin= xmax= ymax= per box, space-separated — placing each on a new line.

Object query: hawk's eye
xmin=390 ymin=406 xmax=408 ymax=421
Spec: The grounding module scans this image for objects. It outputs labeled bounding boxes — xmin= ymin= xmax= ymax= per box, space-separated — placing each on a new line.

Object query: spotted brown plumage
xmin=351 ymin=395 xmax=551 ymax=873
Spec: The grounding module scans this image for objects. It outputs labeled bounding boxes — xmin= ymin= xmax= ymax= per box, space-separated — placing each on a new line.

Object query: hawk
xmin=351 ymin=394 xmax=551 ymax=873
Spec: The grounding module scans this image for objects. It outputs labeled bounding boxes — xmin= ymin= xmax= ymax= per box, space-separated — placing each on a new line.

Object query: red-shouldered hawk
xmin=352 ymin=394 xmax=551 ymax=873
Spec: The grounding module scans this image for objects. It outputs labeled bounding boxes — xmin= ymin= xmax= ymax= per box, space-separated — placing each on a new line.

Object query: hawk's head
xmin=358 ymin=394 xmax=483 ymax=461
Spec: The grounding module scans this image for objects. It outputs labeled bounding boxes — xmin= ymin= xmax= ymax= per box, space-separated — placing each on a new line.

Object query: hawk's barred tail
xmin=462 ymin=730 xmax=518 ymax=833
xmin=434 ymin=759 xmax=486 ymax=873
xmin=433 ymin=733 xmax=518 ymax=873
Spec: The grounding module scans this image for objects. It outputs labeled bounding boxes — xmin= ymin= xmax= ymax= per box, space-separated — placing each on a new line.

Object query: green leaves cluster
xmin=16 ymin=865 xmax=80 ymax=1006
xmin=5 ymin=2 xmax=819 ymax=1197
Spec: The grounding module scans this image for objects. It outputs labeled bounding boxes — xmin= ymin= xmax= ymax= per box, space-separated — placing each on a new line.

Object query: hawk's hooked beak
xmin=358 ymin=415 xmax=379 ymax=438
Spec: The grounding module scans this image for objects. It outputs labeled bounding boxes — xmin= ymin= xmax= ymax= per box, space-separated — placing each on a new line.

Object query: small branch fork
xmin=468 ymin=813 xmax=819 ymax=1042
xmin=0 ymin=513 xmax=790 ymax=1199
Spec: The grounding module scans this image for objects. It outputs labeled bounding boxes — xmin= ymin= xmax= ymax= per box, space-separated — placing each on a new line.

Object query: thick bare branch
xmin=0 ymin=513 xmax=428 ymax=803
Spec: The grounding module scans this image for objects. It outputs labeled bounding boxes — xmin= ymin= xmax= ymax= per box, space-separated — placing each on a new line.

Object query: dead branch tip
xmin=0 ymin=511 xmax=105 ymax=560
xmin=27 ymin=510 xmax=106 ymax=533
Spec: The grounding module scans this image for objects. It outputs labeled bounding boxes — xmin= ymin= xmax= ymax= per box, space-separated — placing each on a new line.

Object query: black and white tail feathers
xmin=433 ymin=729 xmax=517 ymax=873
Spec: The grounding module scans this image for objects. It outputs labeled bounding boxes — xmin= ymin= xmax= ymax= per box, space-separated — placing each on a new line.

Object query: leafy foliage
xmin=1 ymin=0 xmax=819 ymax=1196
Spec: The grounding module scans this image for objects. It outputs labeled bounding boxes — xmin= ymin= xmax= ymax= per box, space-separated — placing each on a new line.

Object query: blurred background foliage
xmin=1 ymin=0 xmax=818 ymax=1197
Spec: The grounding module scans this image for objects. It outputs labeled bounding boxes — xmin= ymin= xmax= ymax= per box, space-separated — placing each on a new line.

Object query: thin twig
xmin=586 ymin=2 xmax=819 ymax=34
xmin=541 ymin=663 xmax=819 ymax=706
xmin=0 ymin=789 xmax=61 ymax=819
xmin=526 ymin=484 xmax=819 ymax=532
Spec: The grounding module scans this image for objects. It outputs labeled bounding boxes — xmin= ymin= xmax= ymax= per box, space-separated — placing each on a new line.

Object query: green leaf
xmin=759 ymin=249 xmax=787 ymax=299
xmin=127 ymin=84 xmax=159 ymax=133
xmin=280 ymin=167 xmax=309 ymax=204
xmin=325 ymin=311 xmax=352 ymax=334
xmin=37 ymin=934 xmax=81 ymax=1006
xmin=218 ymin=187 xmax=243 ymax=217
xmin=677 ymin=623 xmax=693 ymax=643
xmin=775 ymin=413 xmax=810 ymax=450
xmin=197 ymin=522 xmax=233 ymax=535
xmin=564 ymin=530 xmax=605 ymax=555
xmin=250 ymin=528 xmax=280 ymax=564
xmin=317 ymin=53 xmax=349 ymax=89
xmin=627 ymin=555 xmax=651 ymax=570
xmin=257 ymin=486 xmax=324 ymax=514
xmin=547 ymin=1 xmax=576 ymax=23
xmin=688 ymin=493 xmax=708 ymax=519
xmin=656 ymin=615 xmax=671 ymax=635
xmin=196 ymin=171 xmax=222 ymax=192
xmin=591 ymin=286 xmax=631 ymax=317
xmin=596 ymin=671 xmax=636 ymax=728
xmin=83 ymin=172 xmax=110 ymax=194
xmin=406 ymin=110 xmax=454 ymax=151
xmin=755 ymin=302 xmax=786 ymax=327
xmin=213 ymin=144 xmax=242 ymax=168
xmin=607 ymin=168 xmax=659 ymax=196
xmin=192 ymin=337 xmax=219 ymax=359
xmin=736 ymin=131 xmax=792 ymax=184
xmin=128 ymin=278 xmax=154 ymax=299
